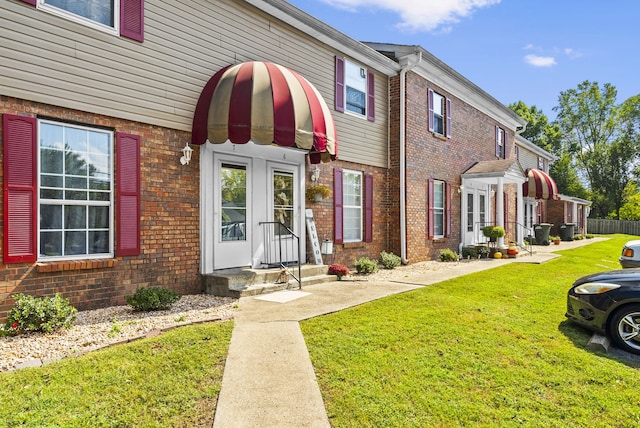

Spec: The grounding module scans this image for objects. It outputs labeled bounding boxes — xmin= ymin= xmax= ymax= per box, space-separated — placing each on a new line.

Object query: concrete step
xmin=202 ymin=265 xmax=335 ymax=298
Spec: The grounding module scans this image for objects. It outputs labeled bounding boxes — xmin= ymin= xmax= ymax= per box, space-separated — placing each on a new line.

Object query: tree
xmin=508 ymin=101 xmax=587 ymax=197
xmin=508 ymin=101 xmax=562 ymax=155
xmin=554 ymin=81 xmax=640 ymax=219
xmin=619 ymin=182 xmax=640 ymax=220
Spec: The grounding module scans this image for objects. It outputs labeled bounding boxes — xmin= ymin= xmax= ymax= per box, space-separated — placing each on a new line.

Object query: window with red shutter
xmin=334 ymin=56 xmax=345 ymax=113
xmin=3 ymin=115 xmax=37 ymax=263
xmin=116 ymin=132 xmax=141 ymax=256
xmin=364 ymin=174 xmax=373 ymax=242
xmin=333 ymin=168 xmax=344 ymax=244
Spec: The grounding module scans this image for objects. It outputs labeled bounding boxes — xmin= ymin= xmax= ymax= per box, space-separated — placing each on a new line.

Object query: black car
xmin=566 ymin=268 xmax=640 ymax=354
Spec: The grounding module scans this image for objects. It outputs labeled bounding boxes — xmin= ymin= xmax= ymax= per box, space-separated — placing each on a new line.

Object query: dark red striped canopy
xmin=192 ymin=61 xmax=337 ymax=163
xmin=523 ymin=168 xmax=558 ymax=200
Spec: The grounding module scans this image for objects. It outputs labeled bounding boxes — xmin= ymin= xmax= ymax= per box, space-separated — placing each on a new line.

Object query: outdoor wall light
xmin=457 ymin=185 xmax=464 ymax=193
xmin=310 ymin=165 xmax=320 ymax=182
xmin=180 ymin=143 xmax=193 ymax=165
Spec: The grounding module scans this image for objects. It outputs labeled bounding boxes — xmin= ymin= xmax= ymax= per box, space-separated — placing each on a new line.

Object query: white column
xmin=496 ymin=178 xmax=504 ymax=247
xmin=516 ymin=181 xmax=524 ymax=245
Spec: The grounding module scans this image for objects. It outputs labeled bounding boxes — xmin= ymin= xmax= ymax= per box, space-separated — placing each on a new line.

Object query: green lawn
xmin=302 ymin=235 xmax=640 ymax=427
xmin=0 ymin=321 xmax=233 ymax=427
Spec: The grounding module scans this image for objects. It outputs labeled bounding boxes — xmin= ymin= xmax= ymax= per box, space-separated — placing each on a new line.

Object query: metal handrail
xmin=258 ymin=221 xmax=302 ymax=289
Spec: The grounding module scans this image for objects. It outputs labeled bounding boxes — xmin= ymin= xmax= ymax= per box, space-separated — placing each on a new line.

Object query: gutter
xmin=398 ymin=51 xmax=422 ymax=264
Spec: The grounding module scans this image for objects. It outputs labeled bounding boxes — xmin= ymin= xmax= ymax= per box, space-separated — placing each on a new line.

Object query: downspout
xmin=398 ymin=51 xmax=421 ymax=264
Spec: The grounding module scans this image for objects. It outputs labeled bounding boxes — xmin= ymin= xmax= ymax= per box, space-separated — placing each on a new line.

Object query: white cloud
xmin=320 ymin=0 xmax=502 ymax=32
xmin=564 ymin=48 xmax=583 ymax=59
xmin=524 ymin=54 xmax=557 ymax=67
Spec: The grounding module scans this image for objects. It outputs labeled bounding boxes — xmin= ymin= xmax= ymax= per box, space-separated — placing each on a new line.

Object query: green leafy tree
xmin=554 ymin=81 xmax=640 ymax=218
xmin=619 ymin=182 xmax=640 ymax=220
xmin=508 ymin=101 xmax=587 ymax=197
xmin=508 ymin=101 xmax=562 ymax=155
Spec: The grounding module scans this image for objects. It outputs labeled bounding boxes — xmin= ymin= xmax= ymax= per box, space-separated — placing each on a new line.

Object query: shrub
xmin=126 ymin=287 xmax=181 ymax=312
xmin=5 ymin=293 xmax=77 ymax=334
xmin=439 ymin=248 xmax=459 ymax=262
xmin=573 ymin=234 xmax=584 ymax=240
xmin=354 ymin=257 xmax=379 ymax=274
xmin=586 ymin=234 xmax=594 ymax=239
xmin=461 ymin=246 xmax=478 ymax=259
xmin=328 ymin=263 xmax=350 ymax=280
xmin=380 ymin=251 xmax=401 ymax=269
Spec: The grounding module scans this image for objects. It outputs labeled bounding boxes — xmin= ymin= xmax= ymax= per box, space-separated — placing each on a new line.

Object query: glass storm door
xmin=264 ymin=164 xmax=299 ymax=266
xmin=214 ymin=159 xmax=252 ymax=269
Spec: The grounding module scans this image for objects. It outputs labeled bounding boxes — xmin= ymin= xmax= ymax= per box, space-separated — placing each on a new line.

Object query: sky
xmin=286 ymin=0 xmax=640 ymax=120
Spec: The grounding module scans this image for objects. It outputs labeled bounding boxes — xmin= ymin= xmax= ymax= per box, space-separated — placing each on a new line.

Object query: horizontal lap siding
xmin=1 ymin=0 xmax=388 ymax=167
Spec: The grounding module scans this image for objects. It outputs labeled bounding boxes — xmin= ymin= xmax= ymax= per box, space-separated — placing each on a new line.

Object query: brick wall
xmin=401 ymin=72 xmax=518 ymax=261
xmin=0 ymin=97 xmax=201 ymax=321
xmin=304 ymin=159 xmax=392 ymax=270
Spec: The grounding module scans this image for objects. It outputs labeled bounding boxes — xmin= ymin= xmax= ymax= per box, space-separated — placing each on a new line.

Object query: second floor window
xmin=41 ymin=0 xmax=115 ymax=28
xmin=345 ymin=61 xmax=367 ymax=116
xmin=495 ymin=126 xmax=506 ymax=159
xmin=428 ymin=89 xmax=451 ymax=138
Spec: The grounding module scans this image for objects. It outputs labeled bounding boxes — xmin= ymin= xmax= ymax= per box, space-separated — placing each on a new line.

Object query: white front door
xmin=263 ymin=162 xmax=300 ymax=266
xmin=463 ymin=189 xmax=488 ymax=245
xmin=213 ymin=155 xmax=252 ymax=269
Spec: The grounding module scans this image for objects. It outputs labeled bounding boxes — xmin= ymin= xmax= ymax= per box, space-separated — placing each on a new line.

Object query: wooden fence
xmin=588 ymin=219 xmax=640 ymax=236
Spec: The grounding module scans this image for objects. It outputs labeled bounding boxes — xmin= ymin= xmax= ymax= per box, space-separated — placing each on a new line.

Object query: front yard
xmin=302 ymin=234 xmax=640 ymax=426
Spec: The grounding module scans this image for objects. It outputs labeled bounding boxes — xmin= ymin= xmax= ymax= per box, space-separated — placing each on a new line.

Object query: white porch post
xmin=496 ymin=177 xmax=504 ymax=247
xmin=516 ymin=181 xmax=524 ymax=245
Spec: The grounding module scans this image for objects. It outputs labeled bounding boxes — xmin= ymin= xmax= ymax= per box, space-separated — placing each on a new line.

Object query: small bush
xmin=354 ymin=257 xmax=379 ymax=274
xmin=461 ymin=246 xmax=478 ymax=259
xmin=439 ymin=248 xmax=459 ymax=262
xmin=586 ymin=234 xmax=594 ymax=239
xmin=380 ymin=251 xmax=401 ymax=269
xmin=5 ymin=293 xmax=77 ymax=334
xmin=573 ymin=234 xmax=584 ymax=240
xmin=126 ymin=287 xmax=181 ymax=312
xmin=328 ymin=263 xmax=350 ymax=279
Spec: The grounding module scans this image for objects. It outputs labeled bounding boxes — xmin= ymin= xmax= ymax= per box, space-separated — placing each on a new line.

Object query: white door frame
xmin=200 ymin=141 xmax=306 ymax=273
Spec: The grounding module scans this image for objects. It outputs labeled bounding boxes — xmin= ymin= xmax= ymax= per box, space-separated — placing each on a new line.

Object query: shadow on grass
xmin=558 ymin=319 xmax=640 ymax=368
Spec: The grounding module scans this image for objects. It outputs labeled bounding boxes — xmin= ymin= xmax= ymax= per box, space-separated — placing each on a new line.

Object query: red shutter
xmin=495 ymin=126 xmax=500 ymax=157
xmin=445 ymin=182 xmax=451 ymax=237
xmin=445 ymin=98 xmax=452 ymax=138
xmin=19 ymin=0 xmax=36 ymax=5
xmin=333 ymin=168 xmax=343 ymax=244
xmin=428 ymin=89 xmax=434 ymax=132
xmin=116 ymin=132 xmax=141 ymax=256
xmin=366 ymin=71 xmax=375 ymax=122
xmin=3 ymin=115 xmax=37 ymax=263
xmin=427 ymin=179 xmax=434 ymax=239
xmin=364 ymin=174 xmax=373 ymax=242
xmin=334 ymin=56 xmax=345 ymax=113
xmin=504 ymin=131 xmax=509 ymax=158
xmin=120 ymin=0 xmax=144 ymax=42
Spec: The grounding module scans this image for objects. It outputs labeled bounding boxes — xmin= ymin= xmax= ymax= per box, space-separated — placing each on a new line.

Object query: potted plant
xmin=552 ymin=236 xmax=561 ymax=245
xmin=306 ymin=184 xmax=330 ymax=202
xmin=482 ymin=225 xmax=505 ymax=242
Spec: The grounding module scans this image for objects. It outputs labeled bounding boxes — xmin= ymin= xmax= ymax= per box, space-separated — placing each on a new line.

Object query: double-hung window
xmin=20 ymin=0 xmax=144 ymax=42
xmin=343 ymin=170 xmax=362 ymax=242
xmin=428 ymin=89 xmax=451 ymax=138
xmin=428 ymin=179 xmax=451 ymax=240
xmin=333 ymin=169 xmax=373 ymax=244
xmin=538 ymin=156 xmax=545 ymax=171
xmin=334 ymin=56 xmax=375 ymax=122
xmin=39 ymin=120 xmax=113 ymax=259
xmin=495 ymin=126 xmax=507 ymax=159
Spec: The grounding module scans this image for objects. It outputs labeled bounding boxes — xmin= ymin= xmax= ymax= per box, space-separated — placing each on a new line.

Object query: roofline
xmin=515 ymin=135 xmax=557 ymax=161
xmin=244 ymin=0 xmax=401 ymax=76
xmin=365 ymin=42 xmax=527 ymax=131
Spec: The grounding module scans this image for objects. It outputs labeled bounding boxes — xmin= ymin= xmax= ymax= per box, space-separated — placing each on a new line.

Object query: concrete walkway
xmin=212 ymin=238 xmax=607 ymax=427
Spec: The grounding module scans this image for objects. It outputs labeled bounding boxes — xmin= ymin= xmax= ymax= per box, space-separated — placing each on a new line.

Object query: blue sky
xmin=286 ymin=0 xmax=639 ymax=120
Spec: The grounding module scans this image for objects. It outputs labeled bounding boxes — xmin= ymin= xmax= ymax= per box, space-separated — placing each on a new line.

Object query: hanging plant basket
xmin=306 ymin=184 xmax=330 ymax=202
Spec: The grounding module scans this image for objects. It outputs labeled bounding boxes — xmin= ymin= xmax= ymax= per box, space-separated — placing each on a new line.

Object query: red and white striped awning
xmin=191 ymin=61 xmax=337 ymax=163
xmin=523 ymin=168 xmax=558 ymax=200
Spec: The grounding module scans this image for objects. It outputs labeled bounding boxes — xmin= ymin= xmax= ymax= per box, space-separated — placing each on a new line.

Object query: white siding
xmin=0 ymin=0 xmax=390 ymax=167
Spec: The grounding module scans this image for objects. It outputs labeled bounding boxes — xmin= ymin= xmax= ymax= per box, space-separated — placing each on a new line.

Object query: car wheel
xmin=610 ymin=304 xmax=640 ymax=354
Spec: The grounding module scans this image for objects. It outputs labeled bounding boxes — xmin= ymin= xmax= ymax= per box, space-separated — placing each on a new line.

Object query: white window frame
xmin=538 ymin=156 xmax=545 ymax=170
xmin=432 ymin=92 xmax=445 ymax=135
xmin=497 ymin=127 xmax=505 ymax=158
xmin=38 ymin=119 xmax=114 ymax=261
xmin=37 ymin=0 xmax=120 ymax=36
xmin=434 ymin=180 xmax=445 ymax=238
xmin=344 ymin=60 xmax=368 ymax=119
xmin=343 ymin=169 xmax=363 ymax=242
